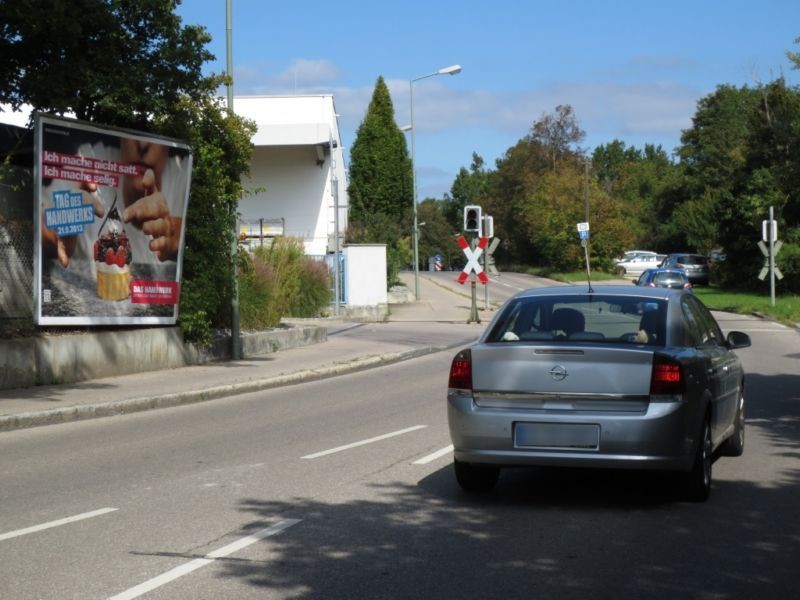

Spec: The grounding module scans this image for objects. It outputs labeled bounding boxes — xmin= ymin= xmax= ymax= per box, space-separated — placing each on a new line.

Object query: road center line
xmin=108 ymin=519 xmax=300 ymax=600
xmin=301 ymin=425 xmax=427 ymax=459
xmin=413 ymin=445 xmax=454 ymax=465
xmin=0 ymin=507 xmax=118 ymax=542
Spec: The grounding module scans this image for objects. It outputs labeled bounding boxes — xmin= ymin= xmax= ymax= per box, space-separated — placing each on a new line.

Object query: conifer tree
xmin=347 ymin=76 xmax=413 ymax=282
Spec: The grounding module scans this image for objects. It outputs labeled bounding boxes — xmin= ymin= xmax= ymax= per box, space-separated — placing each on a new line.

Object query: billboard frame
xmin=34 ymin=113 xmax=193 ymax=326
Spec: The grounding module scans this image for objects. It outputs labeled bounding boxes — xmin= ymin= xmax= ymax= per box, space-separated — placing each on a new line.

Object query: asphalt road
xmin=0 ymin=281 xmax=797 ymax=599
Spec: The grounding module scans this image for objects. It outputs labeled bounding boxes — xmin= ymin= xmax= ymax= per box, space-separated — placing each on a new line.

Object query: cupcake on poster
xmin=93 ymin=197 xmax=132 ymax=301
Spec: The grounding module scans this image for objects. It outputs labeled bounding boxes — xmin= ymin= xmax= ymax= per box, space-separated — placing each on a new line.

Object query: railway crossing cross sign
xmin=456 ymin=235 xmax=489 ymax=284
xmin=757 ymin=240 xmax=783 ymax=280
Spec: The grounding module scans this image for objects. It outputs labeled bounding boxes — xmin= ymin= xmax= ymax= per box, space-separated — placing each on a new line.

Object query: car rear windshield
xmin=678 ymin=255 xmax=708 ymax=265
xmin=486 ymin=295 xmax=668 ymax=346
xmin=653 ymin=272 xmax=685 ymax=285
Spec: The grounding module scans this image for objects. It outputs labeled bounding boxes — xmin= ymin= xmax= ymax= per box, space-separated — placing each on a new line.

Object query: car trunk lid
xmin=470 ymin=344 xmax=656 ymax=411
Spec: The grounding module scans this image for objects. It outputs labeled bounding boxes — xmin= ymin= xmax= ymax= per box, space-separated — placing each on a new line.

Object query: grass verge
xmin=693 ymin=287 xmax=800 ymax=327
xmin=524 ymin=267 xmax=800 ymax=327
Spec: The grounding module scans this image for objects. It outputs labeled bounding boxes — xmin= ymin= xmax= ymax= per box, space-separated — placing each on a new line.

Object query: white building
xmin=232 ymin=95 xmax=348 ymax=257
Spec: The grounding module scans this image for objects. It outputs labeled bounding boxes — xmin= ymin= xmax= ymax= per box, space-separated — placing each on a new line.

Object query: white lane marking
xmin=108 ymin=519 xmax=300 ymax=600
xmin=0 ymin=507 xmax=118 ymax=542
xmin=301 ymin=425 xmax=427 ymax=460
xmin=413 ymin=445 xmax=454 ymax=465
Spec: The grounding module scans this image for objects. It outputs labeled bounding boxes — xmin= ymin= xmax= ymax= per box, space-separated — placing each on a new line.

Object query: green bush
xmin=238 ymin=237 xmax=332 ymax=329
xmin=253 ymin=238 xmax=304 ymax=318
xmin=238 ymin=249 xmax=279 ymax=329
xmin=291 ymin=257 xmax=332 ymax=317
xmin=777 ymin=241 xmax=800 ymax=294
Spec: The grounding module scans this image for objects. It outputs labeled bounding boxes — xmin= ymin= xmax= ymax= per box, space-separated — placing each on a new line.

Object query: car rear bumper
xmin=447 ymin=391 xmax=698 ymax=471
xmin=687 ymin=275 xmax=709 ymax=285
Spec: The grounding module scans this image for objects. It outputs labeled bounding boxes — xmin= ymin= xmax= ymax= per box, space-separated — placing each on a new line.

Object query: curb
xmin=0 ymin=345 xmax=449 ymax=433
xmin=751 ymin=311 xmax=800 ymax=331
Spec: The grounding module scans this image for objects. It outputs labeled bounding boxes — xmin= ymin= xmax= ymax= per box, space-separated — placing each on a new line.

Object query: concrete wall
xmin=343 ymin=245 xmax=388 ymax=320
xmin=0 ymin=325 xmax=326 ymax=390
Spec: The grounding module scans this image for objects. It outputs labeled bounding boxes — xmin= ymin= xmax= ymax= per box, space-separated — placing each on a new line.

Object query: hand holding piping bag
xmin=122 ymin=168 xmax=181 ymax=261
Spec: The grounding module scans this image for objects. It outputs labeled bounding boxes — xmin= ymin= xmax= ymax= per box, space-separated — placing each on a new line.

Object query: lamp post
xmin=409 ymin=64 xmax=461 ymax=300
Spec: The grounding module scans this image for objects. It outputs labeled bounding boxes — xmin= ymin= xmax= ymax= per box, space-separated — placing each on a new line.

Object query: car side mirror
xmin=726 ymin=331 xmax=751 ymax=349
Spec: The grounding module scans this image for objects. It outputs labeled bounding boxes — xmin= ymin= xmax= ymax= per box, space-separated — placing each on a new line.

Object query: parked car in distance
xmin=447 ymin=285 xmax=751 ymax=501
xmin=614 ymin=252 xmax=665 ymax=278
xmin=660 ymin=253 xmax=710 ymax=285
xmin=636 ymin=268 xmax=693 ymax=291
xmin=710 ymin=248 xmax=727 ymax=263
xmin=614 ymin=250 xmax=658 ymax=264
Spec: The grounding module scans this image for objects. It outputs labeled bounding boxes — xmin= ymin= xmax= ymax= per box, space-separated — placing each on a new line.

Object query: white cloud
xmin=232 ymin=57 xmax=701 ymax=150
xmin=234 ymin=58 xmax=342 ymax=94
xmin=274 ymin=58 xmax=342 ymax=88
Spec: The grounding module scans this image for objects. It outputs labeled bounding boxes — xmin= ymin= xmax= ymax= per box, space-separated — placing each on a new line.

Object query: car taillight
xmin=448 ymin=349 xmax=473 ymax=390
xmin=650 ymin=354 xmax=684 ymax=397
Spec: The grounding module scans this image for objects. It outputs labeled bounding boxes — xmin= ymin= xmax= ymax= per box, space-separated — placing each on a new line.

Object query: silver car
xmin=447 ymin=285 xmax=751 ymax=501
xmin=614 ymin=253 xmax=662 ymax=278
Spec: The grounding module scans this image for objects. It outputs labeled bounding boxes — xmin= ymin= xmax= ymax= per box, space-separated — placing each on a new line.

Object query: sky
xmin=175 ymin=1 xmax=798 ymax=199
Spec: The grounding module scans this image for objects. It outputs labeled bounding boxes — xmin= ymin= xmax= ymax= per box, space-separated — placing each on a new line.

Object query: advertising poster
xmin=34 ymin=114 xmax=193 ymax=325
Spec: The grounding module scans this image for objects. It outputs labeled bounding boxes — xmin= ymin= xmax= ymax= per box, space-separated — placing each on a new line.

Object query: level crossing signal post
xmin=460 ymin=205 xmax=490 ymax=323
xmin=757 ymin=205 xmax=783 ymax=307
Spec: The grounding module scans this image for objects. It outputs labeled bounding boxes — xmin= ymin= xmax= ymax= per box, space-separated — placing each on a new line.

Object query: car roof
xmin=512 ymin=284 xmax=683 ymax=301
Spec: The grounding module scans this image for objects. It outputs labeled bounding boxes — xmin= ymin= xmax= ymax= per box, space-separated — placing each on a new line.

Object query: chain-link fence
xmin=0 ymin=163 xmax=34 ymax=332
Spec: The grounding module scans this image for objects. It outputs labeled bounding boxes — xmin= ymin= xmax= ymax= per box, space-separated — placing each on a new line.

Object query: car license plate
xmin=514 ymin=422 xmax=599 ymax=450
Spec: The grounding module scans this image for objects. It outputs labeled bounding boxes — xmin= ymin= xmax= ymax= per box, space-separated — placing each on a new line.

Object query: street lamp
xmin=409 ymin=64 xmax=462 ymax=299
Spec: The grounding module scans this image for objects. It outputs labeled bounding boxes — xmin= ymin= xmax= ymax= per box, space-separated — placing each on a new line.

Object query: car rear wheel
xmin=454 ymin=459 xmax=499 ymax=492
xmin=683 ymin=416 xmax=712 ymax=502
xmin=720 ymin=391 xmax=745 ymax=457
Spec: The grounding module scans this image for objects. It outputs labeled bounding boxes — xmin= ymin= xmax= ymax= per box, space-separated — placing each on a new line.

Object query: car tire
xmin=683 ymin=416 xmax=712 ymax=502
xmin=454 ymin=459 xmax=499 ymax=492
xmin=720 ymin=391 xmax=745 ymax=457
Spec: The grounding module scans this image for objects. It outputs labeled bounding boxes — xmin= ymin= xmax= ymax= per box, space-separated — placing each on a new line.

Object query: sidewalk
xmin=0 ymin=273 xmax=492 ymax=433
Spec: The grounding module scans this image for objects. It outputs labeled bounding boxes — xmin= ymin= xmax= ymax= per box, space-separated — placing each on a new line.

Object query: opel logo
xmin=549 ymin=365 xmax=568 ymax=381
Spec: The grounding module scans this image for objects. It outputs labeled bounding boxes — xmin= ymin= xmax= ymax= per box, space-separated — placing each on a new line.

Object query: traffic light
xmin=482 ymin=215 xmax=494 ymax=238
xmin=464 ymin=205 xmax=482 ymax=234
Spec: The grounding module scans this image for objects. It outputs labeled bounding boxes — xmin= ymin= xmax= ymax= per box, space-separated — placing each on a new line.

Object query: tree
xmin=416 ymin=198 xmax=460 ymax=270
xmin=444 ymin=152 xmax=489 ymax=226
xmin=593 ymin=140 xmax=678 ymax=251
xmin=347 ymin=76 xmax=413 ymax=283
xmin=481 ymin=136 xmax=549 ymax=265
xmin=0 ymin=0 xmax=216 ymax=130
xmin=530 ymin=104 xmax=585 ymax=171
xmin=347 ymin=76 xmax=412 ymax=225
xmin=0 ymin=0 xmax=255 ymax=343
xmin=786 ymin=36 xmax=800 ymax=70
xmin=479 ymin=106 xmax=587 ymax=267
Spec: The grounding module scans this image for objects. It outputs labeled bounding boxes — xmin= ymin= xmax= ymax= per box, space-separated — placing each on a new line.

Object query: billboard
xmin=34 ymin=114 xmax=193 ymax=325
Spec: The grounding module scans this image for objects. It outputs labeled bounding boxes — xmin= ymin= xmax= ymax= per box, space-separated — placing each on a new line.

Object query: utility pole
xmin=584 ymin=159 xmax=590 ymax=222
xmin=226 ymin=0 xmax=240 ymax=360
